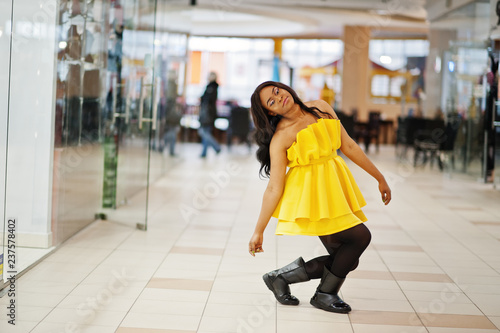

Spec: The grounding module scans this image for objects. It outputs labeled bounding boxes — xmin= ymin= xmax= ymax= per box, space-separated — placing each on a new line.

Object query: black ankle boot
xmin=263 ymin=257 xmax=310 ymax=305
xmin=310 ymin=267 xmax=351 ymax=313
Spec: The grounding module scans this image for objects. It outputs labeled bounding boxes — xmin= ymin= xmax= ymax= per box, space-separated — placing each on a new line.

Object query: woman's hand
xmin=379 ymin=179 xmax=392 ymax=205
xmin=249 ymin=232 xmax=264 ymax=257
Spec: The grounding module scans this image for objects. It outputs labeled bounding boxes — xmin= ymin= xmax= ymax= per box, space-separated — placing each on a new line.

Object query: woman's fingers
xmin=249 ymin=242 xmax=256 ymax=256
xmin=382 ymin=190 xmax=391 ymax=205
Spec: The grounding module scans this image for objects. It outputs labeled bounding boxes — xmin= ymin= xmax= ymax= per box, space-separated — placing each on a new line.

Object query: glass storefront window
xmin=442 ymin=42 xmax=488 ymax=179
xmin=0 ymin=0 xmax=189 ymax=285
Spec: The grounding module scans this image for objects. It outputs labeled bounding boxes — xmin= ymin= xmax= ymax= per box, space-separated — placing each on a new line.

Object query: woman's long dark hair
xmin=250 ymin=81 xmax=332 ymax=178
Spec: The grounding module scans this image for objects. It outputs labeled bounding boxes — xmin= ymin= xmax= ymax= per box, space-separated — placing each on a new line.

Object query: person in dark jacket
xmin=198 ymin=72 xmax=221 ymax=157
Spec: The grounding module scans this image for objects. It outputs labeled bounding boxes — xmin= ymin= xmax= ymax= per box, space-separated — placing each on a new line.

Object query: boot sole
xmin=262 ymin=274 xmax=299 ymax=306
xmin=310 ymin=298 xmax=351 ymax=314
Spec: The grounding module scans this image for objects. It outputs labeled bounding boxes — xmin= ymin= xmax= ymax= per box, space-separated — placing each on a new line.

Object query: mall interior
xmin=1 ymin=0 xmax=500 ymax=332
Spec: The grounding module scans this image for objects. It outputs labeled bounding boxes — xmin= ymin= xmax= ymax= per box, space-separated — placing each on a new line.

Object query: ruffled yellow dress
xmin=272 ymin=118 xmax=367 ymax=236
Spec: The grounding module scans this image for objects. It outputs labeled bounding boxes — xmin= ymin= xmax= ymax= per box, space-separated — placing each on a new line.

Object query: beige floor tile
xmin=387 ymin=265 xmax=445 ymax=274
xmin=117 ymin=329 xmax=196 ymax=333
xmin=65 ymin=281 xmax=147 ymax=299
xmin=348 ymin=270 xmax=394 ymax=280
xmin=457 ymin=284 xmax=500 ymax=294
xmin=352 ymin=324 xmax=427 ymax=333
xmin=403 ymin=290 xmax=471 ymax=303
xmin=129 ymin=299 xmax=206 ymax=316
xmin=488 ymin=316 xmax=500 ymax=330
xmin=210 ymin=279 xmax=269 ymax=294
xmin=277 ymin=305 xmax=350 ymax=323
xmin=147 ymin=278 xmax=213 ymax=291
xmin=203 ymin=302 xmax=276 ymax=319
xmin=349 ymin=310 xmax=424 ymax=326
xmin=372 ymin=244 xmax=423 ymax=252
xmin=8 ymin=305 xmax=53 ymax=322
xmin=98 ymin=250 xmax=167 ymax=268
xmin=277 ymin=320 xmax=353 ymax=333
xmin=0 ymin=291 xmax=66 ymax=308
xmin=426 ymin=328 xmax=500 ymax=333
xmin=153 ymin=268 xmax=217 ymax=280
xmin=342 ymin=288 xmax=407 ymax=301
xmin=120 ymin=313 xmax=200 ymax=331
xmin=73 ymin=325 xmax=120 ymax=333
xmin=349 ymin=299 xmax=415 ymax=313
xmin=15 ymin=279 xmax=77 ymax=295
xmin=343 ymin=278 xmax=401 ymax=291
xmin=468 ymin=294 xmax=500 ymax=316
xmin=41 ymin=307 xmax=126 ymax=327
xmin=397 ymin=281 xmax=462 ymax=293
xmin=140 ymin=288 xmax=210 ymax=303
xmin=169 ymin=246 xmax=225 ymax=255
xmin=207 ymin=291 xmax=275 ymax=305
xmin=0 ymin=321 xmax=47 ymax=333
xmin=392 ymin=272 xmax=453 ymax=283
xmin=57 ymin=294 xmax=137 ymax=312
xmin=418 ymin=313 xmax=497 ymax=329
xmin=411 ymin=300 xmax=483 ymax=315
xmin=199 ymin=316 xmax=275 ymax=333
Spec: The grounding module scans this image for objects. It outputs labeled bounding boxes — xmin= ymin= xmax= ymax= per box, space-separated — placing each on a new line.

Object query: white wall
xmin=3 ymin=0 xmax=57 ymax=247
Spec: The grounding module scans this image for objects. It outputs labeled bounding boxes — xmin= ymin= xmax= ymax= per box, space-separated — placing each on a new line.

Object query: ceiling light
xmin=59 ymin=41 xmax=67 ymax=49
xmin=380 ymin=55 xmax=392 ymax=64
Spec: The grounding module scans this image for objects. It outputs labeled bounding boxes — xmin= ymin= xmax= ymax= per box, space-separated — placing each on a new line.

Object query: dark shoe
xmin=263 ymin=257 xmax=310 ymax=306
xmin=310 ymin=268 xmax=351 ymax=313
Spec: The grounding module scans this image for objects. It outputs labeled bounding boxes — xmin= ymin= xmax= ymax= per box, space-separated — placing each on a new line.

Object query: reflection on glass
xmin=443 ymin=43 xmax=488 ymax=178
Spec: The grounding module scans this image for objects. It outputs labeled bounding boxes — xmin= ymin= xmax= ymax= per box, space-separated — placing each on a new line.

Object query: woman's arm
xmin=249 ymin=138 xmax=288 ymax=256
xmin=313 ymin=100 xmax=391 ymax=205
xmin=339 ymin=128 xmax=391 ymax=204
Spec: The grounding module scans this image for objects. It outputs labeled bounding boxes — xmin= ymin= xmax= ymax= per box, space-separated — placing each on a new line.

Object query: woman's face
xmin=259 ymin=85 xmax=293 ymax=116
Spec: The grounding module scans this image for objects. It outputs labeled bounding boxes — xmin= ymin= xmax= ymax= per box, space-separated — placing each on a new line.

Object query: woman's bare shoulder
xmin=305 ymin=100 xmax=338 ymax=118
xmin=269 ymin=128 xmax=288 ymax=153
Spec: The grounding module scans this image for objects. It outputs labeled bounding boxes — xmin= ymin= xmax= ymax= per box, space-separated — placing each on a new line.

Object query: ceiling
xmin=141 ymin=0 xmax=492 ymax=40
xmin=152 ymin=0 xmax=429 ymax=39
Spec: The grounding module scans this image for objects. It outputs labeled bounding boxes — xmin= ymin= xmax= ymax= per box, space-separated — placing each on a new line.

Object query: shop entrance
xmin=0 ymin=0 xmax=191 ymax=287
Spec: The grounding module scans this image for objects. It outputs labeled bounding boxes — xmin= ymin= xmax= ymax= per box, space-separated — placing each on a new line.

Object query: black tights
xmin=304 ymin=224 xmax=371 ymax=279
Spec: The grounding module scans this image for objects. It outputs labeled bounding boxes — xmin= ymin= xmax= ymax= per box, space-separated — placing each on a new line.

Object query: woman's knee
xmin=355 ymin=224 xmax=372 ymax=249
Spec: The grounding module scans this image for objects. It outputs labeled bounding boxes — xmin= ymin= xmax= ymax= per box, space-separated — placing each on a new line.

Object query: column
xmin=423 ymin=29 xmax=457 ymax=117
xmin=273 ymin=38 xmax=283 ymax=59
xmin=341 ymin=26 xmax=371 ymax=120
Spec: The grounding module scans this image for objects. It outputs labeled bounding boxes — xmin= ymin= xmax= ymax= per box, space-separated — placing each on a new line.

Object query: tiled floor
xmin=2 ymin=143 xmax=500 ymax=333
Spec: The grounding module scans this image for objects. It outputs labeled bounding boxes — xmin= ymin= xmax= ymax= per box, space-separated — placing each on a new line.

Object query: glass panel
xmin=52 ymin=0 xmax=108 ymax=245
xmin=0 ymin=0 xmax=13 ymax=283
xmin=443 ymin=43 xmax=488 ymax=179
xmin=100 ymin=0 xmax=158 ymax=230
xmin=148 ymin=4 xmax=189 ymax=188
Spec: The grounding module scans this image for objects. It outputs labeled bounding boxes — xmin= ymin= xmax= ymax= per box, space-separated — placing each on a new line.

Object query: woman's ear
xmin=268 ymin=111 xmax=276 ymax=117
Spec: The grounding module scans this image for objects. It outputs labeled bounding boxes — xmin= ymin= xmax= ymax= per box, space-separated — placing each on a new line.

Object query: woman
xmin=248 ymin=81 xmax=391 ymax=314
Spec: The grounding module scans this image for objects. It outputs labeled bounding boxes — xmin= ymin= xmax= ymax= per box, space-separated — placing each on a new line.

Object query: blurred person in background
xmin=198 ymin=72 xmax=221 ymax=157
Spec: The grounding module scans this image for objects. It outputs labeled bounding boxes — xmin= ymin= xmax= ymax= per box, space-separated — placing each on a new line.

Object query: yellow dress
xmin=272 ymin=118 xmax=367 ymax=236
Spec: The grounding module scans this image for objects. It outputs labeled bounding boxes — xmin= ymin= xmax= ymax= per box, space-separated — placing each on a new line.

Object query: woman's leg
xmin=304 ymin=223 xmax=369 ymax=279
xmin=322 ymin=223 xmax=371 ymax=278
xmin=308 ymin=223 xmax=371 ymax=313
